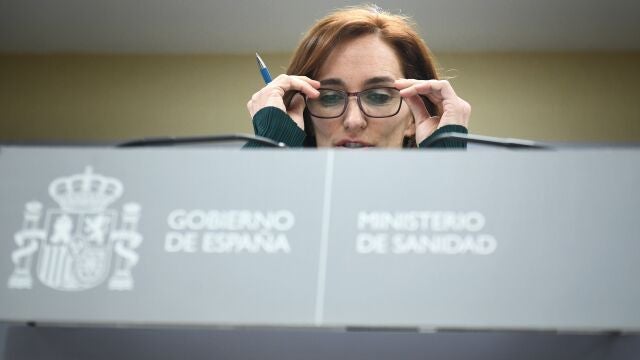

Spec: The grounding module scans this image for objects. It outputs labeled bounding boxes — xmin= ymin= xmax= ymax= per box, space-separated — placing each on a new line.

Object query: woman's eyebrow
xmin=319 ymin=76 xmax=395 ymax=87
xmin=319 ymin=78 xmax=344 ymax=86
xmin=363 ymin=76 xmax=395 ymax=86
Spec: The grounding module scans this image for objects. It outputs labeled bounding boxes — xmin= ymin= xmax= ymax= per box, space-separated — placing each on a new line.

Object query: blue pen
xmin=255 ymin=52 xmax=272 ymax=84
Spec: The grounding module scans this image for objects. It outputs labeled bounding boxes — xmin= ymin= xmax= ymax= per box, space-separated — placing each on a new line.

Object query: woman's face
xmin=311 ymin=34 xmax=415 ymax=148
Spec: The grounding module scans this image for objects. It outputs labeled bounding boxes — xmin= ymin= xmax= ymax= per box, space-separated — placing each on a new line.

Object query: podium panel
xmin=0 ymin=146 xmax=639 ymax=331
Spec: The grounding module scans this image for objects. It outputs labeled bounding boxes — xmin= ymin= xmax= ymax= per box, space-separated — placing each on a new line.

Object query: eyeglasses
xmin=304 ymin=87 xmax=403 ymax=119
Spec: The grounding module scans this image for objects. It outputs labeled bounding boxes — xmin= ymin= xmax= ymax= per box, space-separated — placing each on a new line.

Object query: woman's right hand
xmin=247 ymin=74 xmax=320 ymax=130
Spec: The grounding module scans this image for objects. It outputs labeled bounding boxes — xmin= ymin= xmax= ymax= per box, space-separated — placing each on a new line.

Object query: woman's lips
xmin=334 ymin=140 xmax=374 ymax=148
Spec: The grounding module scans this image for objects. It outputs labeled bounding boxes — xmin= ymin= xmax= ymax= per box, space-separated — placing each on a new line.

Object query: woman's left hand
xmin=395 ymin=79 xmax=471 ymax=144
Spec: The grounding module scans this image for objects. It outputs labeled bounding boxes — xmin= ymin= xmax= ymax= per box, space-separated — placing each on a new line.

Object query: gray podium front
xmin=1 ymin=146 xmax=639 ymax=359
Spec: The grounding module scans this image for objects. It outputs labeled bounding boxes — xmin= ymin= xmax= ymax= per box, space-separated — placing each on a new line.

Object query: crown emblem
xmin=48 ymin=167 xmax=123 ymax=213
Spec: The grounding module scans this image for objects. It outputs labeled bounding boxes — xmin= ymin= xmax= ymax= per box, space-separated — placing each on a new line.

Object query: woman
xmin=246 ymin=5 xmax=470 ymax=148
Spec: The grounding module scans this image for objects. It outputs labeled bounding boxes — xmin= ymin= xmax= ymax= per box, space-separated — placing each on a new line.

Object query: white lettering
xmin=475 ymin=234 xmax=497 ymax=255
xmin=167 ymin=209 xmax=187 ymax=230
xmin=387 ymin=233 xmax=497 ymax=255
xmin=166 ymin=209 xmax=295 ymax=232
xmin=200 ymin=232 xmax=292 ymax=254
xmin=465 ymin=212 xmax=485 ymax=232
xmin=356 ymin=233 xmax=388 ymax=254
xmin=164 ymin=232 xmax=198 ymax=253
xmin=357 ymin=211 xmax=487 ymax=232
xmin=273 ymin=211 xmax=295 ymax=231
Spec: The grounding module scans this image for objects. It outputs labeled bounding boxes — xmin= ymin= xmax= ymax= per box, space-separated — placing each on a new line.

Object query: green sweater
xmin=245 ymin=107 xmax=467 ymax=149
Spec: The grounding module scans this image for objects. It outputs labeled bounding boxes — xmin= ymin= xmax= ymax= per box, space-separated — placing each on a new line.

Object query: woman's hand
xmin=395 ymin=79 xmax=471 ymax=144
xmin=247 ymin=74 xmax=320 ymax=130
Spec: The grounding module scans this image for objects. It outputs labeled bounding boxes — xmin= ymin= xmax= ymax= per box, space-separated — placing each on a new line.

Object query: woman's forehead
xmin=315 ymin=34 xmax=403 ymax=88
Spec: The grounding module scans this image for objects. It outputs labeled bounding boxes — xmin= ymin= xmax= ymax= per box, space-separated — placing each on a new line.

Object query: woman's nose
xmin=342 ymin=97 xmax=367 ymax=131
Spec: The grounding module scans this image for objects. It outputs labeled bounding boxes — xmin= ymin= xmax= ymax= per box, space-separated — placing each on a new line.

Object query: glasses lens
xmin=359 ymin=87 xmax=402 ymax=117
xmin=305 ymin=87 xmax=402 ymax=118
xmin=306 ymin=89 xmax=347 ymax=118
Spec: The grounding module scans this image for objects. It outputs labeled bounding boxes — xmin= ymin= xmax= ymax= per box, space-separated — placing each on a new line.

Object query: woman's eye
xmin=363 ymin=90 xmax=392 ymax=105
xmin=318 ymin=91 xmax=345 ymax=106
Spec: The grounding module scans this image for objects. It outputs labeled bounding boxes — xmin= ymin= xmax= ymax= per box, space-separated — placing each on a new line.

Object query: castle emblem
xmin=7 ymin=167 xmax=143 ymax=291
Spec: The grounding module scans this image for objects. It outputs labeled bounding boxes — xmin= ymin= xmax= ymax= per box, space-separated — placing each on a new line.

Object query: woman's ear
xmin=403 ymin=114 xmax=416 ymax=138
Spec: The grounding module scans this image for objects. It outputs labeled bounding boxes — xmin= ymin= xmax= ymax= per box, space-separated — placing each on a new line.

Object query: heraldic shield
xmin=8 ymin=167 xmax=143 ymax=292
xmin=37 ymin=210 xmax=116 ymax=290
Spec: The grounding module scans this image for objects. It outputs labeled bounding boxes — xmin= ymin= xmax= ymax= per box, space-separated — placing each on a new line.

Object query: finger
xmin=398 ymin=83 xmax=444 ymax=114
xmin=288 ymin=93 xmax=306 ymax=129
xmin=408 ymin=81 xmax=457 ymax=103
xmin=288 ymin=77 xmax=321 ymax=98
xmin=418 ymin=80 xmax=457 ymax=100
xmin=394 ymin=78 xmax=433 ymax=93
xmin=271 ymin=75 xmax=320 ymax=98
xmin=396 ymin=79 xmax=435 ymax=100
xmin=403 ymin=94 xmax=432 ymax=120
xmin=290 ymin=75 xmax=321 ymax=89
xmin=396 ymin=79 xmax=457 ymax=101
xmin=394 ymin=78 xmax=420 ymax=89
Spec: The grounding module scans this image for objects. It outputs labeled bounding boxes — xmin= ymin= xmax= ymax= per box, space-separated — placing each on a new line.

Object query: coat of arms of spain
xmin=7 ymin=167 xmax=143 ymax=291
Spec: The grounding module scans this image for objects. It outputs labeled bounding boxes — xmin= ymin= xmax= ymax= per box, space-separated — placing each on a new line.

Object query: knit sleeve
xmin=243 ymin=107 xmax=306 ymax=148
xmin=418 ymin=125 xmax=468 ymax=149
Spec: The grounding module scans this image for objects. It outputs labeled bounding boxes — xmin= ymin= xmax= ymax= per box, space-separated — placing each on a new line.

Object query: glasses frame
xmin=303 ymin=86 xmax=403 ymax=119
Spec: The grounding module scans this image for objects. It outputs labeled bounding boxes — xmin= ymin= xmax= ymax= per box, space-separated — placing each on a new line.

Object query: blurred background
xmin=1 ymin=0 xmax=639 ymax=144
